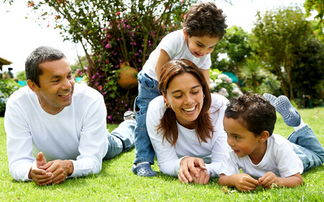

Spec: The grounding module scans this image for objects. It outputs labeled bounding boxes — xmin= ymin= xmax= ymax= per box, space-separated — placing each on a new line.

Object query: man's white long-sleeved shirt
xmin=146 ymin=93 xmax=230 ymax=177
xmin=5 ymin=83 xmax=108 ymax=181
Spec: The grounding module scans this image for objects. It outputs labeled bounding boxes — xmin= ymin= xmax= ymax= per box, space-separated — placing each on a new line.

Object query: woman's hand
xmin=178 ymin=156 xmax=207 ymax=184
xmin=190 ymin=167 xmax=210 ymax=184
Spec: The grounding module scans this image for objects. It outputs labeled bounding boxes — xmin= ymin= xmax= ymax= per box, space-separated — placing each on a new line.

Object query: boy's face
xmin=223 ymin=117 xmax=267 ymax=160
xmin=28 ymin=58 xmax=75 ymax=114
xmin=184 ymin=30 xmax=220 ymax=58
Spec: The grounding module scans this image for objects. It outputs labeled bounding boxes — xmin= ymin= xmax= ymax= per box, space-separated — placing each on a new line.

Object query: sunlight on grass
xmin=0 ymin=107 xmax=323 ymax=201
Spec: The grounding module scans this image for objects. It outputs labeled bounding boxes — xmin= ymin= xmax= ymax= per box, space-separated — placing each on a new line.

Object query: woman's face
xmin=163 ymin=72 xmax=204 ymax=128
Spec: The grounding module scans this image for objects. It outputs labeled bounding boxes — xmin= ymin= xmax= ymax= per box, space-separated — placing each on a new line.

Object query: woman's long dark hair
xmin=158 ymin=59 xmax=213 ymax=146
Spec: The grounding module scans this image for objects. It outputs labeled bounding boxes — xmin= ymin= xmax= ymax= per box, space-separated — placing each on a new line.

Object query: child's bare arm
xmin=218 ymin=173 xmax=259 ymax=192
xmin=200 ymin=69 xmax=210 ymax=86
xmin=259 ymin=172 xmax=303 ymax=188
xmin=155 ymin=49 xmax=170 ymax=81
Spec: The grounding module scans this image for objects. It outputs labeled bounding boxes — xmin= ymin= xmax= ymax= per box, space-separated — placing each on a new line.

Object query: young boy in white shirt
xmin=218 ymin=94 xmax=324 ymax=191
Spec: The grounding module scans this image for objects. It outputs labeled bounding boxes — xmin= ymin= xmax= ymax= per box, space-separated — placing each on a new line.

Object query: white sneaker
xmin=123 ymin=111 xmax=135 ymax=121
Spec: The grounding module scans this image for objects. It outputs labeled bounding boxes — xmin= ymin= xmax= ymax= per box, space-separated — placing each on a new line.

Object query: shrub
xmin=292 ymin=38 xmax=324 ymax=107
xmin=0 ymin=79 xmax=20 ymax=116
xmin=239 ymin=58 xmax=281 ymax=96
xmin=210 ymin=69 xmax=243 ymax=99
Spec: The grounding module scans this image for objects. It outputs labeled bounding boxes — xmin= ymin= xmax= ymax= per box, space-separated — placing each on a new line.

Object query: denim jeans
xmin=288 ymin=125 xmax=324 ymax=171
xmin=104 ymin=120 xmax=136 ymax=160
xmin=134 ymin=71 xmax=160 ymax=164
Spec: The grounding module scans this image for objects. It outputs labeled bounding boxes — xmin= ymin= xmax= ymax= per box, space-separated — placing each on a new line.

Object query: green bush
xmin=0 ymin=79 xmax=20 ymax=116
xmin=210 ymin=69 xmax=243 ymax=99
xmin=239 ymin=58 xmax=281 ymax=95
xmin=292 ymin=38 xmax=324 ymax=107
xmin=15 ymin=71 xmax=26 ymax=81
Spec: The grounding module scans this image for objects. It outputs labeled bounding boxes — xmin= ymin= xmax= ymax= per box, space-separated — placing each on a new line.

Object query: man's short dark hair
xmin=25 ymin=46 xmax=65 ymax=87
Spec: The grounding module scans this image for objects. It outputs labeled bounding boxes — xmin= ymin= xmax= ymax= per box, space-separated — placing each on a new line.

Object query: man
xmin=5 ymin=46 xmax=135 ymax=185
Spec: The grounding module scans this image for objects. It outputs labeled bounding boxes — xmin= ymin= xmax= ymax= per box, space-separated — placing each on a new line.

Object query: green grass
xmin=1 ymin=108 xmax=324 ymax=201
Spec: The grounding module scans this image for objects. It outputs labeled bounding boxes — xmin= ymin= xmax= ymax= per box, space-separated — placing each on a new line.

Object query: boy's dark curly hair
xmin=183 ymin=2 xmax=227 ymax=39
xmin=225 ymin=94 xmax=277 ymax=136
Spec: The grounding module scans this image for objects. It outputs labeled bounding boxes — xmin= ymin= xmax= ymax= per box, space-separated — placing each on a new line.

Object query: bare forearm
xmin=219 ymin=174 xmax=259 ymax=191
xmin=218 ymin=174 xmax=236 ymax=187
xmin=155 ymin=49 xmax=170 ymax=81
xmin=275 ymin=174 xmax=303 ymax=188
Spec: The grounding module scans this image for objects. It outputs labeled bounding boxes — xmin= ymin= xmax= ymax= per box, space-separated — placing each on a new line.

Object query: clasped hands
xmin=28 ymin=152 xmax=73 ymax=186
xmin=178 ymin=156 xmax=210 ymax=184
xmin=231 ymin=172 xmax=279 ymax=191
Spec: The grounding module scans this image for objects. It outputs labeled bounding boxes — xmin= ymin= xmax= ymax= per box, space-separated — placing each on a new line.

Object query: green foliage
xmin=1 ymin=107 xmax=324 ymax=200
xmin=292 ymin=38 xmax=324 ymax=107
xmin=15 ymin=71 xmax=26 ymax=81
xmin=70 ymin=55 xmax=88 ymax=74
xmin=212 ymin=26 xmax=252 ymax=73
xmin=252 ymin=7 xmax=314 ymax=99
xmin=304 ymin=0 xmax=323 ymax=42
xmin=210 ymin=69 xmax=242 ymax=99
xmin=28 ymin=0 xmax=194 ymax=123
xmin=0 ymin=79 xmax=20 ymax=116
xmin=239 ymin=57 xmax=281 ymax=95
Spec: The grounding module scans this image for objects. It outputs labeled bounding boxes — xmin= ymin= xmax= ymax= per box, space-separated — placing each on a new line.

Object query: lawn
xmin=0 ymin=108 xmax=324 ymax=201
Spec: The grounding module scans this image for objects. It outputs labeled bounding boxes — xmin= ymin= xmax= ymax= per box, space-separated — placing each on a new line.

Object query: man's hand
xmin=178 ymin=157 xmax=206 ymax=184
xmin=28 ymin=152 xmax=53 ymax=185
xmin=258 ymin=172 xmax=278 ymax=189
xmin=39 ymin=160 xmax=74 ymax=184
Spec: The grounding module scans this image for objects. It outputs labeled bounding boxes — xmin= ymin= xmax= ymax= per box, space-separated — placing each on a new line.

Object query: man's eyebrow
xmin=50 ymin=71 xmax=72 ymax=79
xmin=50 ymin=75 xmax=62 ymax=79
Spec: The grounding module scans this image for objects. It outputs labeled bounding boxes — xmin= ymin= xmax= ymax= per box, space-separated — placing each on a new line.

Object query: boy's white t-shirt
xmin=142 ymin=29 xmax=211 ymax=80
xmin=219 ymin=134 xmax=304 ymax=178
xmin=146 ymin=93 xmax=230 ymax=177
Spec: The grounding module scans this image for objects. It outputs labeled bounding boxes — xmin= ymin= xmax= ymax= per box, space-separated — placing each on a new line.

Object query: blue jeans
xmin=288 ymin=125 xmax=324 ymax=171
xmin=134 ymin=71 xmax=160 ymax=164
xmin=104 ymin=120 xmax=136 ymax=160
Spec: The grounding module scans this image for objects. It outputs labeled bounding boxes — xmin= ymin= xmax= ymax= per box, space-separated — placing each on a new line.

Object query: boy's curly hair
xmin=183 ymin=2 xmax=227 ymax=39
xmin=225 ymin=94 xmax=277 ymax=136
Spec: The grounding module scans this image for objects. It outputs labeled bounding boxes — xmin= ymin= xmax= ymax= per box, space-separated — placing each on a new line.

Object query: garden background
xmin=0 ymin=0 xmax=324 ymax=201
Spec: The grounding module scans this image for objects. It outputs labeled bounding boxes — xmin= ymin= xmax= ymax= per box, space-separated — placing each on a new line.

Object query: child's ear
xmin=259 ymin=130 xmax=270 ymax=143
xmin=183 ymin=29 xmax=189 ymax=40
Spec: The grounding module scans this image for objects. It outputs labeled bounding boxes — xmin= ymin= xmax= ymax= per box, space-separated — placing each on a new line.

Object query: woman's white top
xmin=146 ymin=93 xmax=229 ymax=177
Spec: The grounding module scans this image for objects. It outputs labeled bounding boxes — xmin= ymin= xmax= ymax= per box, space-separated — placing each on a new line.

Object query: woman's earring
xmin=165 ymin=103 xmax=170 ymax=108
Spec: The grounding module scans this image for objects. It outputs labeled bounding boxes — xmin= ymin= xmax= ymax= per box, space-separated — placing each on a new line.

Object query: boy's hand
xmin=258 ymin=172 xmax=278 ymax=188
xmin=233 ymin=173 xmax=259 ymax=191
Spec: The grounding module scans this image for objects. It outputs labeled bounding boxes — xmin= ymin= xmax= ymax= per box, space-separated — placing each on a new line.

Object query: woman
xmin=146 ymin=59 xmax=229 ymax=184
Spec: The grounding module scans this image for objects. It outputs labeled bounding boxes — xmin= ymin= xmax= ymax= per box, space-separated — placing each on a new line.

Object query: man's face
xmin=29 ymin=58 xmax=75 ymax=114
